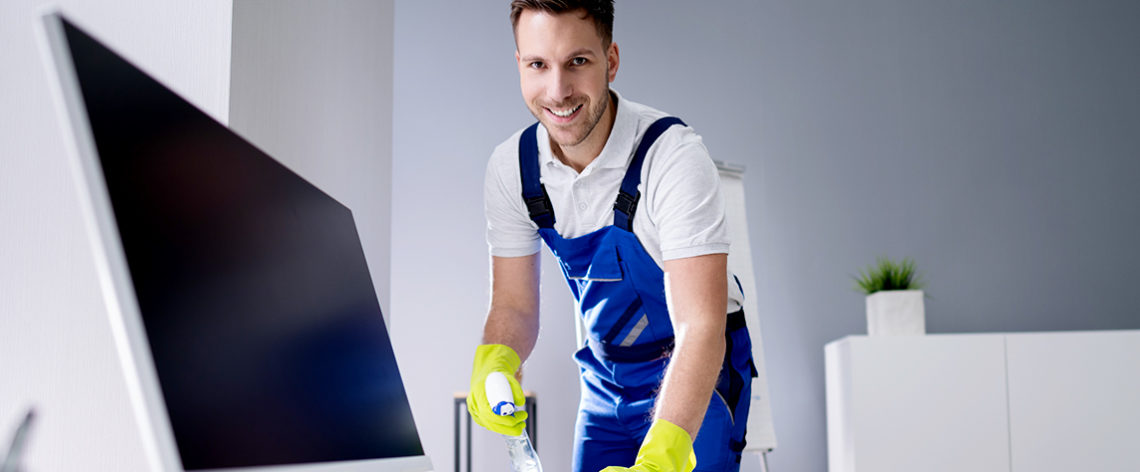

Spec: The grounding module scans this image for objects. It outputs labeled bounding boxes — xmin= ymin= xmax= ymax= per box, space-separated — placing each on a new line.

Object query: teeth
xmin=550 ymin=105 xmax=581 ymax=117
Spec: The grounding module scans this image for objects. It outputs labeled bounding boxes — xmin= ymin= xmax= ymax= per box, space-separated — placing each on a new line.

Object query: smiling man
xmin=466 ymin=1 xmax=757 ymax=471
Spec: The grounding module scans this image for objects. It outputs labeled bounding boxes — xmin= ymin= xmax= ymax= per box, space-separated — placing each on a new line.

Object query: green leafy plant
xmin=854 ymin=256 xmax=924 ymax=295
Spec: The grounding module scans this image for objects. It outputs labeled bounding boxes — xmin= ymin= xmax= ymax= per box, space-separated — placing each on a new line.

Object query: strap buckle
xmin=613 ymin=191 xmax=640 ymax=220
xmin=525 ymin=185 xmax=555 ymax=221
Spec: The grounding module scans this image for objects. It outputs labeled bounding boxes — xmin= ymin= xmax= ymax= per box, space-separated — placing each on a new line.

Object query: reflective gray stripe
xmin=619 ymin=314 xmax=649 ymax=347
xmin=567 ymin=276 xmax=622 ymax=281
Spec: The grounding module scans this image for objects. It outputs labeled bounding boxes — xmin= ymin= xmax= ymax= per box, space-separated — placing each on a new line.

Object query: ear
xmin=607 ymin=42 xmax=620 ymax=82
xmin=515 ymin=50 xmax=521 ymax=66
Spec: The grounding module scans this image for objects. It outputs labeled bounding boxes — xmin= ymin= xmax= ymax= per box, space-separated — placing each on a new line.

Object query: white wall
xmin=0 ymin=2 xmax=232 ymax=471
xmin=2 ymin=2 xmax=398 ymax=470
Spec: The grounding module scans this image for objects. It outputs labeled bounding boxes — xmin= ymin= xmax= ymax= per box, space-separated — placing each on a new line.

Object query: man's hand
xmin=600 ymin=420 xmax=697 ymax=472
xmin=466 ymin=344 xmax=528 ymax=436
xmin=471 ymin=254 xmax=541 ymax=436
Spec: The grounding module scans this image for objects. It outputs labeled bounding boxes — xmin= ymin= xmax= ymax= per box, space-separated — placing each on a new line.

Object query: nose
xmin=548 ymin=67 xmax=573 ymax=103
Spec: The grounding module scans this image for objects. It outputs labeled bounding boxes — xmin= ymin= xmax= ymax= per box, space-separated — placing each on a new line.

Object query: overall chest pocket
xmin=561 ymin=240 xmax=624 ymax=282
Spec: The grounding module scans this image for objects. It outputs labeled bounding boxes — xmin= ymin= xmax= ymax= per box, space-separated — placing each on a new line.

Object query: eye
xmin=529 ymin=61 xmax=545 ymax=69
xmin=570 ymin=57 xmax=588 ymax=66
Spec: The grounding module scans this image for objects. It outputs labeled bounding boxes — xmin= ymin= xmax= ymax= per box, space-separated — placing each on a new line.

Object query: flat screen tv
xmin=39 ymin=12 xmax=431 ymax=472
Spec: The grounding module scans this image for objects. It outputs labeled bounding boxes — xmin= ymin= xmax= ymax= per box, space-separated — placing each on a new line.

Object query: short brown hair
xmin=509 ymin=0 xmax=615 ymax=46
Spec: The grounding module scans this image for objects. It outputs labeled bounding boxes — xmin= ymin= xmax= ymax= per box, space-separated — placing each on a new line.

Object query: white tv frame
xmin=37 ymin=11 xmax=432 ymax=472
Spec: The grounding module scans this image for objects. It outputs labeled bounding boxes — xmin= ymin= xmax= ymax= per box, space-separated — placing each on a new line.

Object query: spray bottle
xmin=484 ymin=371 xmax=543 ymax=472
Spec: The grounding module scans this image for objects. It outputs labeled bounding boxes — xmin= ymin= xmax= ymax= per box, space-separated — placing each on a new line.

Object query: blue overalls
xmin=518 ymin=117 xmax=757 ymax=472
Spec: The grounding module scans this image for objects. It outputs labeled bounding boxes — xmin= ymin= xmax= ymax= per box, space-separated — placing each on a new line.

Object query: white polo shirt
xmin=485 ymin=90 xmax=743 ymax=311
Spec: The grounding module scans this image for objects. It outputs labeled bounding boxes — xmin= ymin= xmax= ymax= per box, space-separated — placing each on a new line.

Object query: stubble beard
xmin=532 ymin=86 xmax=610 ymax=149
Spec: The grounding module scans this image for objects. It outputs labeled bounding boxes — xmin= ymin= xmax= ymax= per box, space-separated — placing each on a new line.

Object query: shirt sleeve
xmin=484 ymin=138 xmax=542 ymax=258
xmin=644 ymin=130 xmax=730 ymax=261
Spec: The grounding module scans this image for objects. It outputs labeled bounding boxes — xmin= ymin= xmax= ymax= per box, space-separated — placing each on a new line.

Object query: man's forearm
xmin=484 ymin=254 xmax=541 ymax=364
xmin=652 ymin=317 xmax=726 ymax=437
xmin=656 ymin=253 xmax=730 ymax=438
xmin=482 ymin=305 xmax=540 ymax=363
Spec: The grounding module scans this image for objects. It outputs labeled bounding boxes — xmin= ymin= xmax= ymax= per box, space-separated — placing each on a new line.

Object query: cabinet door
xmin=1006 ymin=331 xmax=1140 ymax=472
xmin=828 ymin=336 xmax=1011 ymax=472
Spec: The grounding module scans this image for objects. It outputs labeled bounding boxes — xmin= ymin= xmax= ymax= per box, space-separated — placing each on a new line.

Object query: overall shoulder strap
xmin=613 ymin=116 xmax=687 ymax=232
xmin=518 ymin=122 xmax=555 ymax=229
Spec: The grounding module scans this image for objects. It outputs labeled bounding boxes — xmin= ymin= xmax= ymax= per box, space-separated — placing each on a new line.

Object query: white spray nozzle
xmin=485 ymin=371 xmax=519 ymax=416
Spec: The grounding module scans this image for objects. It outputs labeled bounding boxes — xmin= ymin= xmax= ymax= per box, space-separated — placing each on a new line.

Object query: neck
xmin=552 ymin=93 xmax=617 ymax=173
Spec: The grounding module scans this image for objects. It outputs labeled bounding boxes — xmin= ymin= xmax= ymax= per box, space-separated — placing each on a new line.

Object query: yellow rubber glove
xmin=466 ymin=344 xmax=528 ymax=436
xmin=600 ymin=419 xmax=697 ymax=472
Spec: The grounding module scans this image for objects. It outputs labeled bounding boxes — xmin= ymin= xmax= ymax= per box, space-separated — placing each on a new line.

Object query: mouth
xmin=544 ymin=104 xmax=583 ymax=122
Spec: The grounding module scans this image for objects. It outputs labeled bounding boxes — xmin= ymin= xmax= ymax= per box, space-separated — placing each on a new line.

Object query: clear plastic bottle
xmin=503 ymin=429 xmax=542 ymax=472
xmin=485 ymin=371 xmax=544 ymax=472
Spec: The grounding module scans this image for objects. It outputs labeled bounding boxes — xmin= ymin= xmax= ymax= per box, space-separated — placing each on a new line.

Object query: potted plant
xmin=854 ymin=256 xmax=926 ymax=336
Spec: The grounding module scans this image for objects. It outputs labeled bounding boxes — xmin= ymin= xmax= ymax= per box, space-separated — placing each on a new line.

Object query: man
xmin=467 ymin=1 xmax=756 ymax=471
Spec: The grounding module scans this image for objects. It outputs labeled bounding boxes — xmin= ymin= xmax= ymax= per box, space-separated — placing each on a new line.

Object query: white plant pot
xmin=866 ymin=289 xmax=925 ymax=336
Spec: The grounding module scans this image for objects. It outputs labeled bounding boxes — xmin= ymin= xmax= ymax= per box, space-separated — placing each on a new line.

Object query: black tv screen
xmin=59 ymin=17 xmax=423 ymax=470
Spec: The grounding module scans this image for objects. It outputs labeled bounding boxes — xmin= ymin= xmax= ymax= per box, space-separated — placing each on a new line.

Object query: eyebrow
xmin=520 ymin=48 xmax=599 ymax=63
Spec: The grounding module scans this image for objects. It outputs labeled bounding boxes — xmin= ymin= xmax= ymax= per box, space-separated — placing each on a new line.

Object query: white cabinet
xmin=825 ymin=330 xmax=1140 ymax=472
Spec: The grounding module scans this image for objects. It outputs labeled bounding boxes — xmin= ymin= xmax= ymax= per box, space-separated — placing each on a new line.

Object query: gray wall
xmin=0 ymin=2 xmax=232 ymax=470
xmin=392 ymin=1 xmax=1140 ymax=472
xmin=748 ymin=2 xmax=1140 ymax=469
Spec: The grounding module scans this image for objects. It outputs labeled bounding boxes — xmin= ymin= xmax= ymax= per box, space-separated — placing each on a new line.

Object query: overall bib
xmin=518 ymin=117 xmax=757 ymax=472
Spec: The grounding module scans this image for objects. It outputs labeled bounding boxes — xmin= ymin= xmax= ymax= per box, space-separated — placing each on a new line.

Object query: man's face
xmin=515 ymin=9 xmax=619 ymax=150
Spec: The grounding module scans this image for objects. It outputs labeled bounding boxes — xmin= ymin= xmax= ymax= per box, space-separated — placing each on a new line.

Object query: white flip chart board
xmin=717 ymin=161 xmax=778 ymax=453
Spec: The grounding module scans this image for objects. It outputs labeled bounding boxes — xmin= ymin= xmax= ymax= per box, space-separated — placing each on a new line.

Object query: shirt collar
xmin=538 ymin=89 xmax=636 ymax=171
